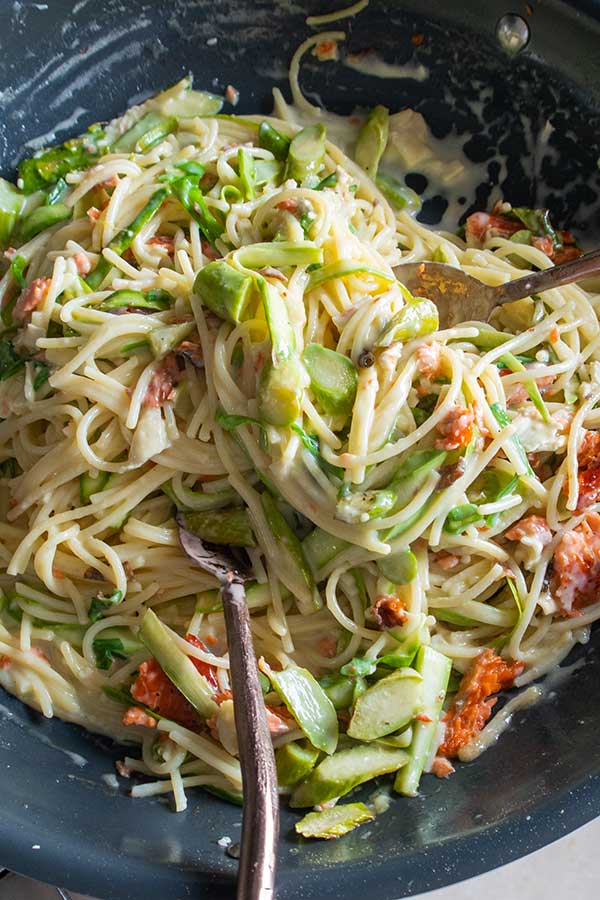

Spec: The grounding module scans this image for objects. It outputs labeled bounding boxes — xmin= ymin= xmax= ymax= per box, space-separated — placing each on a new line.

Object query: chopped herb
xmin=93 ymin=637 xmax=128 ymax=670
xmin=340 ymin=657 xmax=377 ymax=678
xmin=89 ymin=588 xmax=123 ymax=623
xmin=10 ymin=255 xmax=27 ymax=289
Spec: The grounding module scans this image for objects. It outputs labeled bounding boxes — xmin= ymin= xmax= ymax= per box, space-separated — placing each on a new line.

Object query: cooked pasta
xmin=0 ymin=74 xmax=598 ymax=828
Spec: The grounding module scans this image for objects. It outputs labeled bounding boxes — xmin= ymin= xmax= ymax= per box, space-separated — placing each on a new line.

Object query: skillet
xmin=1 ymin=2 xmax=600 ymax=897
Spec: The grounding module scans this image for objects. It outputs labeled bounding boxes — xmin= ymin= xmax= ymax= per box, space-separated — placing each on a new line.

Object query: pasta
xmin=0 ymin=74 xmax=598 ymax=829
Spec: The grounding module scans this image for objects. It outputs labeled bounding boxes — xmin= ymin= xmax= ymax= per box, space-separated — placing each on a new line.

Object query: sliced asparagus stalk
xmin=262 ymin=660 xmax=338 ymax=755
xmin=347 ymin=669 xmax=423 ymax=741
xmin=194 ymin=261 xmax=254 ymax=323
xmin=181 ymin=508 xmax=256 ymax=547
xmin=302 ymin=343 xmax=358 ymax=416
xmin=290 ymin=742 xmax=408 ymax=808
xmin=285 ymin=124 xmax=326 ymax=183
xmin=354 ymin=105 xmax=389 ymax=178
xmin=139 ymin=608 xmax=218 ymax=719
xmin=86 ymin=187 xmax=170 ymax=289
xmin=295 ymin=803 xmax=374 ymax=839
xmin=260 ymin=492 xmax=319 ymax=611
xmin=394 ymin=645 xmax=451 ymax=796
xmin=276 ymin=739 xmax=320 ymax=786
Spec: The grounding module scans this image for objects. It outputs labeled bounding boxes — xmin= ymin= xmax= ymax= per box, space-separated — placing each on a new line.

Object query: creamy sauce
xmin=345 ymin=51 xmax=429 ymax=83
xmin=458 ymin=684 xmax=544 ymax=762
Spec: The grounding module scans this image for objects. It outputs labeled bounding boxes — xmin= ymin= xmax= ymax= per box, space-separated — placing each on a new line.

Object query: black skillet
xmin=1 ymin=2 xmax=600 ymax=898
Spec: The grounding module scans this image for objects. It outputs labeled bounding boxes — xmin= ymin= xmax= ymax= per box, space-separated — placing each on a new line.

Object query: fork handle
xmin=222 ymin=580 xmax=279 ymax=900
xmin=492 ymin=246 xmax=600 ymax=306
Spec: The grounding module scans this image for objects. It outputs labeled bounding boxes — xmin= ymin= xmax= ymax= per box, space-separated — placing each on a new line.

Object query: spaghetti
xmin=0 ymin=75 xmax=598 ymax=827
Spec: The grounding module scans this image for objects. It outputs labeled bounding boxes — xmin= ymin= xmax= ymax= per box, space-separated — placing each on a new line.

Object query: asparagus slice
xmin=302 ymin=343 xmax=358 ymax=416
xmin=290 ymin=743 xmax=408 ymax=808
xmin=376 ymin=296 xmax=439 ymax=347
xmin=354 ymin=105 xmax=389 ymax=178
xmin=285 ymin=124 xmax=326 ymax=183
xmin=295 ymin=803 xmax=374 ymax=839
xmin=394 ymin=645 xmax=451 ymax=796
xmin=376 ymin=548 xmax=417 ymax=584
xmin=347 ymin=669 xmax=423 ymax=741
xmin=194 ymin=261 xmax=254 ymax=323
xmin=19 ymin=203 xmax=72 ymax=242
xmin=276 ymin=739 xmax=320 ymax=786
xmin=263 ymin=661 xmax=338 ymax=755
xmin=182 ymin=508 xmax=256 ymax=547
xmin=258 ymin=121 xmax=291 ymax=161
xmin=139 ymin=609 xmax=218 ymax=718
xmin=86 ymin=187 xmax=170 ymax=289
xmin=260 ymin=492 xmax=320 ymax=612
xmin=0 ymin=178 xmax=24 ymax=248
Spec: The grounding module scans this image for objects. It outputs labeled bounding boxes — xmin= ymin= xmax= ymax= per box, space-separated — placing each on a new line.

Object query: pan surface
xmin=1 ymin=2 xmax=600 ymax=898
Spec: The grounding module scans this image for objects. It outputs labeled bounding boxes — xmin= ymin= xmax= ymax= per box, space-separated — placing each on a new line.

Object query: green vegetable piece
xmin=182 ymin=508 xmax=256 ymax=547
xmin=286 ymin=124 xmax=326 ymax=183
xmin=161 ymin=477 xmax=236 ymax=512
xmin=340 ymin=657 xmax=377 ymax=678
xmin=431 ymin=608 xmax=478 ymax=627
xmin=113 ymin=112 xmax=176 ymax=154
xmin=0 ymin=338 xmax=26 ymax=382
xmin=149 ymin=321 xmax=196 ymax=358
xmin=89 ymin=588 xmax=123 ymax=623
xmin=158 ymin=85 xmax=223 ymax=119
xmin=302 ymin=343 xmax=358 ymax=416
xmin=443 ymin=502 xmax=483 ymax=534
xmin=87 ymin=187 xmax=170 ymax=289
xmin=202 ymin=784 xmax=244 ymax=806
xmin=252 ymin=159 xmax=282 ymax=189
xmin=0 ymin=178 xmax=24 ymax=248
xmin=195 ymin=580 xmax=274 ymax=615
xmin=194 ymin=261 xmax=254 ymax=324
xmin=376 ymin=297 xmax=439 ymax=347
xmin=92 ymin=626 xmax=143 ymax=670
xmin=10 ymin=254 xmax=27 ymax=289
xmin=18 ymin=129 xmax=101 ymax=194
xmin=302 ymin=527 xmax=350 ymax=575
xmin=291 ymin=425 xmax=345 ymax=480
xmin=378 ymin=634 xmax=421 ymax=669
xmin=316 ymin=172 xmax=338 ymax=190
xmin=376 ymin=548 xmax=417 ymax=584
xmin=306 ymin=259 xmax=394 ymax=292
xmin=258 ymin=122 xmax=291 ymax=161
xmin=378 ymin=726 xmax=413 ymax=748
xmin=80 ymin=470 xmax=111 ymax=504
xmin=100 ymin=289 xmax=172 ymax=311
xmin=139 ymin=608 xmax=218 ymax=718
xmin=290 ymin=742 xmax=408 ymax=808
xmin=260 ymin=492 xmax=318 ymax=611
xmin=354 ymin=105 xmax=389 ymax=178
xmin=276 ymin=739 xmax=320 ymax=786
xmin=376 ymin=172 xmax=421 ymax=213
xmin=490 ymin=402 xmax=534 ymax=476
xmin=238 ymin=147 xmax=256 ymax=200
xmin=171 ymin=177 xmax=223 ymax=246
xmin=319 ymin=673 xmax=356 ymax=710
xmin=336 ymin=488 xmax=397 ymax=524
xmin=390 ymin=448 xmax=447 ymax=507
xmin=265 ymin=662 xmax=338 ymax=755
xmin=236 ymin=241 xmax=323 ymax=270
xmin=499 ymin=349 xmax=551 ymax=424
xmin=467 ymin=327 xmax=513 ymax=349
xmin=511 ymin=206 xmax=559 ymax=247
xmin=394 ymin=646 xmax=451 ymax=796
xmin=257 ymin=356 xmax=305 ymax=427
xmin=19 ymin=203 xmax=72 ymax=242
xmin=347 ymin=669 xmax=423 ymax=741
xmin=295 ymin=803 xmax=374 ymax=839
